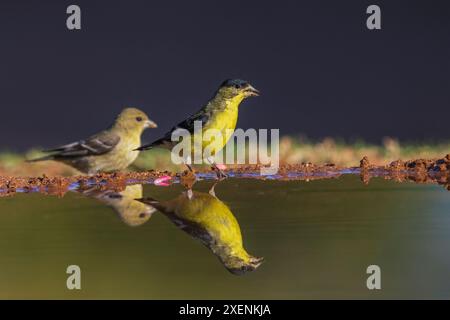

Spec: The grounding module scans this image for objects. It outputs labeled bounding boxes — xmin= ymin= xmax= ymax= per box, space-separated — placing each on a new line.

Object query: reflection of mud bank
xmin=0 ymin=155 xmax=449 ymax=197
xmin=359 ymin=155 xmax=450 ymax=190
xmin=359 ymin=154 xmax=450 ymax=172
xmin=0 ymin=171 xmax=175 ymax=197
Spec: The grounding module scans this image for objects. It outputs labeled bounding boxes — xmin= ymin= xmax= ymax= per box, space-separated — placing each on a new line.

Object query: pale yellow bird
xmin=29 ymin=108 xmax=157 ymax=174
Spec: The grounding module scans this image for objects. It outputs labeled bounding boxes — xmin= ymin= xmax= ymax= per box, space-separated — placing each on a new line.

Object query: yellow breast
xmin=199 ymin=99 xmax=241 ymax=153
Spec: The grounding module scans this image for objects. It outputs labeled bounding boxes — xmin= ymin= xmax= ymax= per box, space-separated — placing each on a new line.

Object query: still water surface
xmin=0 ymin=176 xmax=449 ymax=299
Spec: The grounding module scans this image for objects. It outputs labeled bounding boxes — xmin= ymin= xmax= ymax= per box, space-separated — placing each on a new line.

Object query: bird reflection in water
xmin=138 ymin=183 xmax=264 ymax=275
xmin=76 ymin=181 xmax=263 ymax=274
xmin=78 ymin=184 xmax=155 ymax=227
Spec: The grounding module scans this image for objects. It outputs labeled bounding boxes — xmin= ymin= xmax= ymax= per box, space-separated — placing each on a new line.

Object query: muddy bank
xmin=0 ymin=168 xmax=337 ymax=197
xmin=359 ymin=154 xmax=450 ymax=172
xmin=359 ymin=154 xmax=450 ymax=190
xmin=0 ymin=155 xmax=449 ymax=196
xmin=0 ymin=171 xmax=175 ymax=197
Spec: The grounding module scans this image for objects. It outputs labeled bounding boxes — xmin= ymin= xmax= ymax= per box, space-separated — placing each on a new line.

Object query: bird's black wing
xmin=45 ymin=131 xmax=121 ymax=158
xmin=167 ymin=110 xmax=211 ymax=137
xmin=136 ymin=109 xmax=211 ymax=151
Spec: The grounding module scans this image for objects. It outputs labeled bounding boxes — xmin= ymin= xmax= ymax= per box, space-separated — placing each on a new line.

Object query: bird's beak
xmin=144 ymin=120 xmax=158 ymax=129
xmin=244 ymin=85 xmax=260 ymax=97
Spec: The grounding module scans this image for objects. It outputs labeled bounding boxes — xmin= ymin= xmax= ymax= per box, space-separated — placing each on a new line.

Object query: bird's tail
xmin=135 ymin=137 xmax=167 ymax=151
xmin=26 ymin=155 xmax=55 ymax=163
xmin=135 ymin=197 xmax=160 ymax=207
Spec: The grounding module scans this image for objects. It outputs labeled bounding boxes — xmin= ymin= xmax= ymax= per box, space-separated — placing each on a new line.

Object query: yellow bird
xmin=29 ymin=108 xmax=157 ymax=174
xmin=138 ymin=184 xmax=263 ymax=275
xmin=136 ymin=79 xmax=259 ymax=178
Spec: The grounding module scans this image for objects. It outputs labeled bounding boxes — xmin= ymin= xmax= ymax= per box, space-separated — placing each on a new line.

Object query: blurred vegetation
xmin=278 ymin=136 xmax=450 ymax=166
xmin=0 ymin=136 xmax=449 ymax=176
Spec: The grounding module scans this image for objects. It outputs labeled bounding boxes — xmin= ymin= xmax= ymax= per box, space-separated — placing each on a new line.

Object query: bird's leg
xmin=207 ymin=156 xmax=228 ymax=180
xmin=208 ymin=181 xmax=222 ymax=198
xmin=183 ymin=155 xmax=195 ymax=173
xmin=181 ymin=155 xmax=197 ymax=186
xmin=185 ymin=163 xmax=194 ymax=173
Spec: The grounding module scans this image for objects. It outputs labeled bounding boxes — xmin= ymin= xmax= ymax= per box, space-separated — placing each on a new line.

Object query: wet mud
xmin=358 ymin=154 xmax=450 ymax=190
xmin=1 ymin=155 xmax=449 ymax=197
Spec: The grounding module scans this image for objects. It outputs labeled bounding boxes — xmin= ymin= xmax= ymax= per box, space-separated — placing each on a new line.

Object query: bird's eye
xmin=136 ymin=117 xmax=143 ymax=122
xmin=234 ymin=84 xmax=241 ymax=89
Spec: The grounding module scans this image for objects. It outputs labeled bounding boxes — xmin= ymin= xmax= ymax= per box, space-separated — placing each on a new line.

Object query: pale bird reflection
xmin=79 ymin=184 xmax=155 ymax=227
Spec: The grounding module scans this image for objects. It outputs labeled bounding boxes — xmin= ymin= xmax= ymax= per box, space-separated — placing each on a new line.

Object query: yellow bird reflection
xmin=138 ymin=184 xmax=263 ymax=275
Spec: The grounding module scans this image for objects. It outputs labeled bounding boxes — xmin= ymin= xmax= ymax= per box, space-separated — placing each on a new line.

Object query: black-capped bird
xmin=138 ymin=184 xmax=264 ymax=275
xmin=29 ymin=108 xmax=157 ymax=174
xmin=136 ymin=79 xmax=259 ymax=178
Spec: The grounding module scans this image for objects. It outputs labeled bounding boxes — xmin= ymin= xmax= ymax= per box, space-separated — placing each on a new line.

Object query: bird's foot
xmin=211 ymin=164 xmax=228 ymax=180
xmin=180 ymin=169 xmax=197 ymax=189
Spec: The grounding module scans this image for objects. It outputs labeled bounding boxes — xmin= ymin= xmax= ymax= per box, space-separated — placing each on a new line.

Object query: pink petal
xmin=154 ymin=175 xmax=172 ymax=186
xmin=216 ymin=164 xmax=227 ymax=170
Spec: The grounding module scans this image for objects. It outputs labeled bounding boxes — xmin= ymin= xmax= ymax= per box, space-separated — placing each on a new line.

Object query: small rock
xmin=360 ymin=156 xmax=370 ymax=169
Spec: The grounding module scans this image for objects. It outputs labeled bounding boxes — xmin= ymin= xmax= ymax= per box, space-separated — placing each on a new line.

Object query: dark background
xmin=0 ymin=0 xmax=449 ymax=151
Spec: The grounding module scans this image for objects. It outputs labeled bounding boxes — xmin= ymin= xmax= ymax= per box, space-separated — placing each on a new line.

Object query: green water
xmin=0 ymin=176 xmax=449 ymax=299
